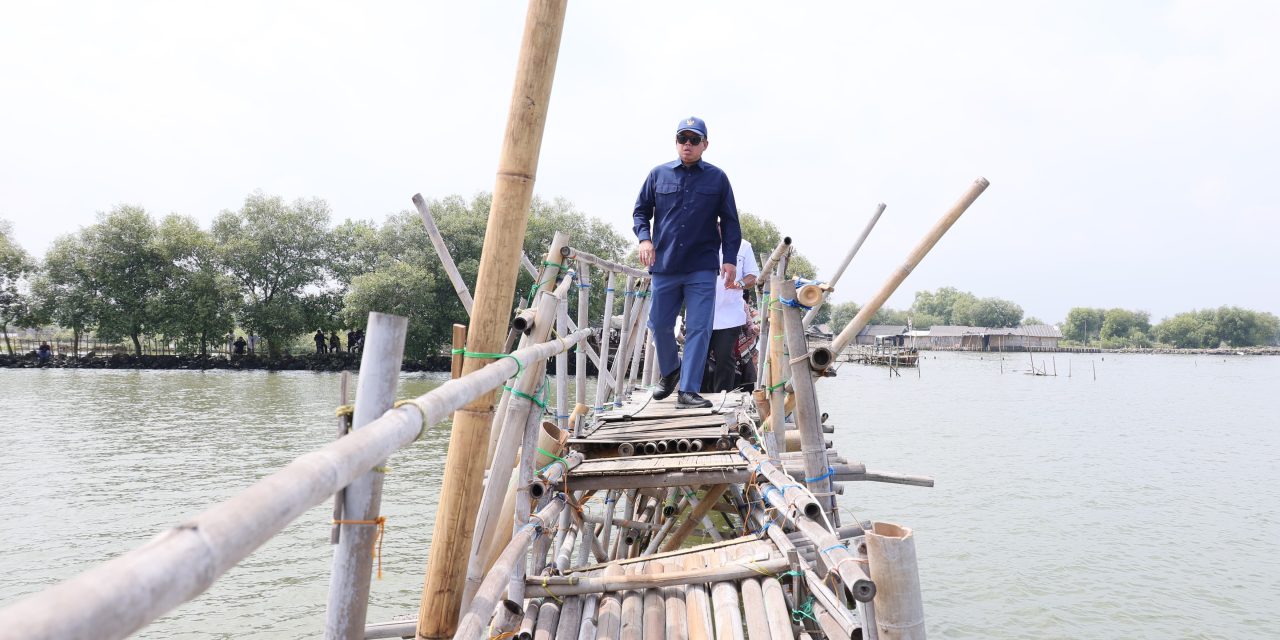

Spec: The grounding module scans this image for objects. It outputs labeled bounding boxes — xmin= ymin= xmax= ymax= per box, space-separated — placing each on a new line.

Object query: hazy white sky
xmin=2 ymin=1 xmax=1277 ymax=323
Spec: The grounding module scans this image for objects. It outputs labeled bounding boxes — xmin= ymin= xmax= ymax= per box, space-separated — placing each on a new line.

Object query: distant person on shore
xmin=351 ymin=329 xmax=364 ymax=354
xmin=632 ymin=115 xmax=742 ymax=409
xmin=346 ymin=329 xmax=356 ymax=354
xmin=37 ymin=342 xmax=52 ymax=363
xmin=314 ymin=330 xmax=327 ymax=354
xmin=329 ymin=331 xmax=341 ymax=353
xmin=233 ymin=336 xmax=247 ymax=355
xmin=247 ymin=334 xmax=258 ymax=354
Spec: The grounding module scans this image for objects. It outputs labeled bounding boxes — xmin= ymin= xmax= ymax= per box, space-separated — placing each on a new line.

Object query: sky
xmin=2 ymin=1 xmax=1277 ymax=324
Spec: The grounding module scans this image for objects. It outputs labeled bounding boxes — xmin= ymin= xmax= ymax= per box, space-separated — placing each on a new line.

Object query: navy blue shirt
xmin=633 ymin=159 xmax=742 ymax=275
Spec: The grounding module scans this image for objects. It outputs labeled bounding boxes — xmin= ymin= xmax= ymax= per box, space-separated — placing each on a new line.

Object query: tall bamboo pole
xmin=825 ymin=178 xmax=989 ymax=365
xmin=802 ymin=202 xmax=886 ymax=327
xmin=594 ymin=271 xmax=618 ymax=412
xmin=777 ymin=280 xmax=836 ymax=519
xmin=556 ymin=294 xmax=570 ymax=430
xmin=417 ymin=2 xmax=568 ymax=636
xmin=575 ymin=260 xmax=590 ymax=418
xmin=325 ymin=314 xmax=408 ymax=640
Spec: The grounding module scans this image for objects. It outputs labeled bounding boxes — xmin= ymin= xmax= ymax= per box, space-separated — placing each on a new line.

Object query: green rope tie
xmin=542 ymin=260 xmax=567 ymax=269
xmin=451 ymin=348 xmax=523 ymax=378
xmin=504 ymin=384 xmax=549 ymax=409
xmin=767 ymin=378 xmax=789 ymax=391
xmin=791 ymin=595 xmax=818 ymax=624
xmin=536 ymin=447 xmax=568 ymax=475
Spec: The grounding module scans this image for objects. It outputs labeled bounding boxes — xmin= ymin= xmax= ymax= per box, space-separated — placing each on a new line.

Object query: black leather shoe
xmin=652 ymin=367 xmax=680 ymax=401
xmin=676 ymin=391 xmax=712 ymax=409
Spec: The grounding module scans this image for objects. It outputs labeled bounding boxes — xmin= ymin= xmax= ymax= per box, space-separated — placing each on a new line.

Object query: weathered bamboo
xmin=619 ymin=564 xmax=644 ymax=640
xmin=519 ymin=600 xmax=539 ymax=640
xmin=512 ymin=382 xmax=554 ymax=603
xmin=660 ymin=485 xmax=729 ymax=552
xmin=777 ymin=279 xmax=835 ymax=518
xmin=600 ymin=490 xmax=619 ymax=558
xmin=465 ymin=274 xmax=575 ymax=610
xmin=557 ymin=294 xmax=570 ymax=430
xmin=641 ymin=563 xmax=665 ymax=640
xmin=760 ymin=574 xmax=794 ymax=640
xmin=452 ymin=324 xmax=468 ymax=378
xmin=594 ymin=565 xmax=626 ymax=640
xmin=330 ymin=371 xmax=351 ymax=544
xmin=534 ymin=597 xmax=562 ymax=640
xmin=825 ymin=178 xmax=989 ymax=363
xmin=661 ymin=560 xmax=688 ymax=640
xmin=0 ymin=327 xmax=589 ymax=640
xmin=555 ymin=596 xmax=583 ymax=640
xmin=643 ymin=495 xmax=688 ymax=555
xmin=594 ymin=271 xmax=618 ymax=411
xmin=325 ymin=313 xmax=407 ymax=640
xmin=758 ymin=237 xmax=792 ymax=282
xmin=738 ymin=443 xmax=875 ymax=603
xmin=679 ymin=488 xmax=725 ymax=542
xmin=802 ymin=202 xmax=886 ymax=327
xmin=418 ymin=4 xmax=570 ymax=635
xmin=569 ymin=247 xmax=649 ymax=279
xmin=642 ymin=334 xmax=657 ymax=388
xmin=865 ymin=522 xmax=925 ymax=640
xmin=732 ymin=545 xmax=771 ymax=640
xmin=767 ymin=275 xmax=788 ymax=463
xmin=710 ymin=550 xmax=746 ymax=640
xmin=455 ymin=496 xmax=568 ymax=640
xmin=682 ymin=554 xmax=713 ymax=640
xmin=577 ymin=594 xmax=600 ymax=640
xmin=414 ymin=194 xmax=475 ymax=315
xmin=615 ymin=276 xmax=635 ymax=377
xmin=575 ymin=260 xmax=590 ymax=414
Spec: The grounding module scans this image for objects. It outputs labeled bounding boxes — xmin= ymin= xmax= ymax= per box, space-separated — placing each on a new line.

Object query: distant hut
xmin=854 ymin=324 xmax=908 ymax=346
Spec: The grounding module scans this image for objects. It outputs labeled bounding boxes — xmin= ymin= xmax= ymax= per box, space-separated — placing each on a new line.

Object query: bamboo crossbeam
xmin=802 ymin=203 xmax=886 ymax=327
xmin=455 ymin=497 xmax=568 ymax=640
xmin=825 ymin=178 xmax=989 ymax=364
xmin=413 ymin=194 xmax=474 ymax=315
xmin=659 ymin=485 xmax=729 ymax=552
xmin=568 ymin=247 xmax=649 ymax=279
xmin=0 ymin=326 xmax=591 ymax=640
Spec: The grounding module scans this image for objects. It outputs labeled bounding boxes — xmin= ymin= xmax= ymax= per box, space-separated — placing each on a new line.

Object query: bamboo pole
xmin=595 ymin=271 xmax=618 ymax=412
xmin=710 ymin=550 xmax=746 ymax=640
xmin=534 ymin=597 xmax=562 ymax=640
xmin=557 ymin=294 xmax=570 ymax=430
xmin=452 ymin=324 xmax=468 ymax=378
xmin=418 ymin=3 xmax=569 ymax=635
xmin=659 ymin=485 xmax=728 ymax=552
xmin=575 ymin=260 xmax=590 ymax=415
xmin=568 ymin=247 xmax=649 ymax=279
xmin=760 ymin=575 xmax=793 ymax=640
xmin=620 ymin=564 xmax=644 ymax=640
xmin=455 ymin=496 xmax=568 ymax=640
xmin=464 ymin=274 xmax=574 ymax=609
xmin=325 ymin=313 xmax=408 ymax=640
xmin=330 ymin=371 xmax=351 ymax=544
xmin=802 ymin=203 xmax=886 ymax=327
xmin=413 ymin=193 xmax=474 ymax=315
xmin=825 ymin=178 xmax=989 ymax=365
xmin=512 ymin=385 xmax=555 ymax=603
xmin=682 ymin=554 xmax=713 ymax=640
xmin=777 ymin=279 xmax=836 ymax=518
xmin=594 ymin=565 xmax=626 ymax=640
xmin=732 ymin=545 xmax=772 ymax=640
xmin=577 ymin=594 xmax=600 ymax=640
xmin=758 ymin=237 xmax=792 ymax=282
xmin=0 ymin=329 xmax=590 ymax=640
xmin=642 ymin=563 xmax=665 ymax=640
xmin=865 ymin=522 xmax=926 ymax=640
xmin=661 ymin=560 xmax=688 ymax=640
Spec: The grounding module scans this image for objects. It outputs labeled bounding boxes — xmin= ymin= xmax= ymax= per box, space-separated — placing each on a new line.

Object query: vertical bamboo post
xmin=767 ymin=275 xmax=788 ymax=464
xmin=594 ymin=271 xmax=618 ymax=412
xmin=451 ymin=324 xmax=467 ymax=379
xmin=803 ymin=203 xmax=886 ymax=327
xmin=556 ymin=294 xmax=570 ymax=430
xmin=826 ymin=178 xmax=989 ymax=363
xmin=324 ymin=312 xmax=407 ymax=640
xmin=575 ymin=260 xmax=590 ymax=415
xmin=866 ymin=522 xmax=926 ymax=640
xmin=330 ymin=371 xmax=351 ymax=544
xmin=778 ymin=280 xmax=836 ymax=520
xmin=417 ymin=1 xmax=568 ymax=636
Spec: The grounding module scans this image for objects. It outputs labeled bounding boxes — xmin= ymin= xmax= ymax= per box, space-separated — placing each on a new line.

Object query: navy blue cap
xmin=676 ymin=116 xmax=707 ymax=138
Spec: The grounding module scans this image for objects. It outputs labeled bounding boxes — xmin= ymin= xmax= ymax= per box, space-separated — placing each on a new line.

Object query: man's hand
xmin=722 ymin=263 xmax=737 ymax=288
xmin=638 ymin=240 xmax=655 ymax=267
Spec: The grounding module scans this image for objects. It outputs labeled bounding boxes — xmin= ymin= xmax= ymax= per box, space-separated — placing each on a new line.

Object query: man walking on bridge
xmin=633 ymin=116 xmax=742 ymax=409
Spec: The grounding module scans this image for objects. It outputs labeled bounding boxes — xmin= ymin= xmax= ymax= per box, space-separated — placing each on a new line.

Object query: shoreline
xmin=0 ymin=352 xmax=607 ymax=373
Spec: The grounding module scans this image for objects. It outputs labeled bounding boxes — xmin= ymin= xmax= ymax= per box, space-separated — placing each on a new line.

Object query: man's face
xmin=676 ymin=130 xmax=707 ymax=164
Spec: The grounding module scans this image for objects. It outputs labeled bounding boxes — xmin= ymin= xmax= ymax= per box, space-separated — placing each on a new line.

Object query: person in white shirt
xmin=709 ymin=237 xmax=760 ymax=391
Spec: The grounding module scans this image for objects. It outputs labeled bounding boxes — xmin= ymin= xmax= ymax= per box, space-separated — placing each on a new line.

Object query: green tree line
xmin=1 ymin=193 xmax=820 ymax=359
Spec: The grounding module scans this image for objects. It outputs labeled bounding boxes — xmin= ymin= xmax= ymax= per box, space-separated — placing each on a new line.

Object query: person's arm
xmin=633 ymin=171 xmax=657 ymax=267
xmin=740 ymin=240 xmax=760 ymax=289
xmin=718 ymin=175 xmax=742 ymax=286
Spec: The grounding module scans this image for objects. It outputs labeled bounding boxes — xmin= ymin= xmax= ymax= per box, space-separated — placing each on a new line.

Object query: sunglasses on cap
xmin=676 ymin=133 xmax=704 ymax=145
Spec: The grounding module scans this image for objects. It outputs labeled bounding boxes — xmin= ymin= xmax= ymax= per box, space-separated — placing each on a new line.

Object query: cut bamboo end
xmin=796 ymin=284 xmax=824 ymax=308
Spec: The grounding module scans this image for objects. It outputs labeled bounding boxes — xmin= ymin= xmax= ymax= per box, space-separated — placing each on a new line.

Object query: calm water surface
xmin=1 ymin=353 xmax=1277 ymax=638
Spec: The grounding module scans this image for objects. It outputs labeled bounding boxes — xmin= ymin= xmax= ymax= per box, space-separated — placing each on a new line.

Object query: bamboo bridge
xmin=0 ymin=2 xmax=989 ymax=638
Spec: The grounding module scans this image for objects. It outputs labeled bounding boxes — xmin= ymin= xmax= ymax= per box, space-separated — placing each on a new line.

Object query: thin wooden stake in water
xmin=330 ymin=371 xmax=352 ymax=544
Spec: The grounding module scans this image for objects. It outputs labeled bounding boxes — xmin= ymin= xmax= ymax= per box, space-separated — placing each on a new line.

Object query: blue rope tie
xmin=821 ymin=544 xmax=847 ymax=555
xmin=804 ymin=467 xmax=835 ymax=483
